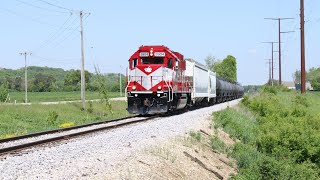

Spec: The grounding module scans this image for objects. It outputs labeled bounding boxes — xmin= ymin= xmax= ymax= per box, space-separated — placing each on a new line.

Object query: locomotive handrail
xmin=164 ymin=80 xmax=173 ymax=102
xmin=125 ymin=76 xmax=131 ymax=98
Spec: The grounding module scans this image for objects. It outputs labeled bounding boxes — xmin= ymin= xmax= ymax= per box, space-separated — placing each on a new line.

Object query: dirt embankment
xmin=107 ymin=117 xmax=237 ymax=180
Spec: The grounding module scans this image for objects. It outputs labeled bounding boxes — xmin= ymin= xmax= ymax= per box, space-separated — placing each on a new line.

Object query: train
xmin=126 ymin=45 xmax=244 ymax=115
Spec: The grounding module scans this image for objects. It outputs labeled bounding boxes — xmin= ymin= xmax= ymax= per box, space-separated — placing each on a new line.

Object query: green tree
xmin=209 ymin=55 xmax=237 ymax=82
xmin=14 ymin=76 xmax=23 ymax=91
xmin=205 ymin=55 xmax=217 ymax=71
xmin=33 ymin=73 xmax=56 ymax=92
xmin=64 ymin=70 xmax=92 ymax=91
xmin=293 ymin=70 xmax=301 ymax=84
xmin=307 ymin=67 xmax=320 ymax=90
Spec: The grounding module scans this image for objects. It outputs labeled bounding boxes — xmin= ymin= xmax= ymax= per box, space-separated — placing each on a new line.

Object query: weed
xmin=210 ymin=136 xmax=229 ymax=154
xmin=147 ymin=145 xmax=177 ymax=163
xmin=189 ymin=131 xmax=202 ymax=142
xmin=46 ymin=111 xmax=58 ymax=125
xmin=94 ymin=65 xmax=113 ymax=115
xmin=87 ymin=101 xmax=94 ymax=113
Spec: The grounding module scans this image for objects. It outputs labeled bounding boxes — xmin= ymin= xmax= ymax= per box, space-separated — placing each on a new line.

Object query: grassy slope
xmin=211 ymin=90 xmax=320 ymax=179
xmin=0 ymin=100 xmax=130 ymax=138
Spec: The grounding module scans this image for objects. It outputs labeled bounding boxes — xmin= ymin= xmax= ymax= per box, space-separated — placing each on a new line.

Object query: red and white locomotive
xmin=126 ymin=45 xmax=243 ymax=115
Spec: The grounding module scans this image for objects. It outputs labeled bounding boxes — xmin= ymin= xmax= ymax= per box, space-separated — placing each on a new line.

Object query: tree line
xmin=0 ymin=66 xmax=126 ymax=93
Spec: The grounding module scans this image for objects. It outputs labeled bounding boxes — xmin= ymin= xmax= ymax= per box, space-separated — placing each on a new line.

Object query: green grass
xmin=212 ymin=90 xmax=320 ymax=179
xmin=0 ymin=100 xmax=130 ymax=138
xmin=6 ymin=91 xmax=123 ymax=103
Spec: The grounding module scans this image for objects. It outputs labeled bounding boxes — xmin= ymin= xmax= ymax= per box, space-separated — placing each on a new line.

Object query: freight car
xmin=126 ymin=45 xmax=243 ymax=115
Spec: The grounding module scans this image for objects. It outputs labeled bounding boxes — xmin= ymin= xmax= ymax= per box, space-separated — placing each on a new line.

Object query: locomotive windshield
xmin=141 ymin=57 xmax=164 ymax=64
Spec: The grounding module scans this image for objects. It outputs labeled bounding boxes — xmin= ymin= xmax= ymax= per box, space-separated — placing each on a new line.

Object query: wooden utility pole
xmin=20 ymin=52 xmax=31 ymax=103
xmin=266 ymin=59 xmax=272 ymax=85
xmin=80 ymin=10 xmax=86 ymax=110
xmin=265 ymin=18 xmax=294 ymax=85
xmin=119 ymin=66 xmax=122 ymax=97
xmin=262 ymin=42 xmax=278 ymax=86
xmin=300 ymin=0 xmax=306 ymax=93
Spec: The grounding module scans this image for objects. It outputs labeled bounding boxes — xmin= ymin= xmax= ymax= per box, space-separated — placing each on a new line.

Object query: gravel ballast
xmin=0 ymin=99 xmax=241 ymax=179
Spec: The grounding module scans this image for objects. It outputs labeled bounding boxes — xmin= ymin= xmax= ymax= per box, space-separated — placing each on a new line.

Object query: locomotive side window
xmin=168 ymin=58 xmax=172 ymax=68
xmin=141 ymin=57 xmax=164 ymax=64
xmin=132 ymin=58 xmax=138 ymax=68
xmin=175 ymin=58 xmax=179 ymax=70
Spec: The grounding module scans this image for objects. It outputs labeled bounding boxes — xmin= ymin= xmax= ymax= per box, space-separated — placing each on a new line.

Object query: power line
xmin=0 ymin=7 xmax=73 ymax=28
xmin=15 ymin=0 xmax=71 ymax=14
xmin=51 ymin=13 xmax=90 ymax=48
xmin=33 ymin=15 xmax=78 ymax=53
xmin=36 ymin=0 xmax=74 ymax=12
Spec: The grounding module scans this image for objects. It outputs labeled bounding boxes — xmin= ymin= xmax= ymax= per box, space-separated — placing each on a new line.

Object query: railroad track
xmin=0 ymin=115 xmax=158 ymax=156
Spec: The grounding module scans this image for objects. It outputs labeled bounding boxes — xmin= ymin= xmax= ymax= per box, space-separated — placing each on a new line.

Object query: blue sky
xmin=0 ymin=0 xmax=319 ymax=85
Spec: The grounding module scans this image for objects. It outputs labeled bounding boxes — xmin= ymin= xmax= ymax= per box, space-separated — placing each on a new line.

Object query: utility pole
xmin=265 ymin=18 xmax=294 ymax=85
xmin=266 ymin=59 xmax=272 ymax=85
xmin=300 ymin=0 xmax=306 ymax=93
xmin=80 ymin=10 xmax=88 ymax=110
xmin=20 ymin=52 xmax=31 ymax=103
xmin=119 ymin=66 xmax=122 ymax=97
xmin=262 ymin=42 xmax=278 ymax=86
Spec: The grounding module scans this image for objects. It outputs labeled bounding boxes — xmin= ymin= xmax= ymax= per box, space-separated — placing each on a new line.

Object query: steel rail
xmin=0 ymin=115 xmax=157 ymax=155
xmin=0 ymin=115 xmax=139 ymax=143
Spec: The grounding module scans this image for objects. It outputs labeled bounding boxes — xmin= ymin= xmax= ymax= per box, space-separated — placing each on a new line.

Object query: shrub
xmin=213 ymin=92 xmax=320 ymax=179
xmin=293 ymin=94 xmax=309 ymax=107
xmin=241 ymin=95 xmax=250 ymax=106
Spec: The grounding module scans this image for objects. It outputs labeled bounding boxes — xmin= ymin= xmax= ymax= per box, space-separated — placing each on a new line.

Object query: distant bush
xmin=261 ymin=85 xmax=291 ymax=94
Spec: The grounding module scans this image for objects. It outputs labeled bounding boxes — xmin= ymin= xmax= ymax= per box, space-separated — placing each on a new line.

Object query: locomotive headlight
xmin=135 ymin=94 xmax=138 ymax=97
xmin=132 ymin=85 xmax=136 ymax=90
xmin=157 ymin=86 xmax=162 ymax=90
xmin=157 ymin=94 xmax=160 ymax=97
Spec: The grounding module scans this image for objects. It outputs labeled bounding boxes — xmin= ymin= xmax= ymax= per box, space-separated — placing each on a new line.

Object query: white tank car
xmin=185 ymin=59 xmax=216 ymax=105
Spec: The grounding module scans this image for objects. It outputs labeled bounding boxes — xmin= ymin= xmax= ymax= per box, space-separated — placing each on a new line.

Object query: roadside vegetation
xmin=0 ymin=66 xmax=130 ymax=139
xmin=0 ymin=101 xmax=130 ymax=139
xmin=211 ymin=86 xmax=320 ymax=179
